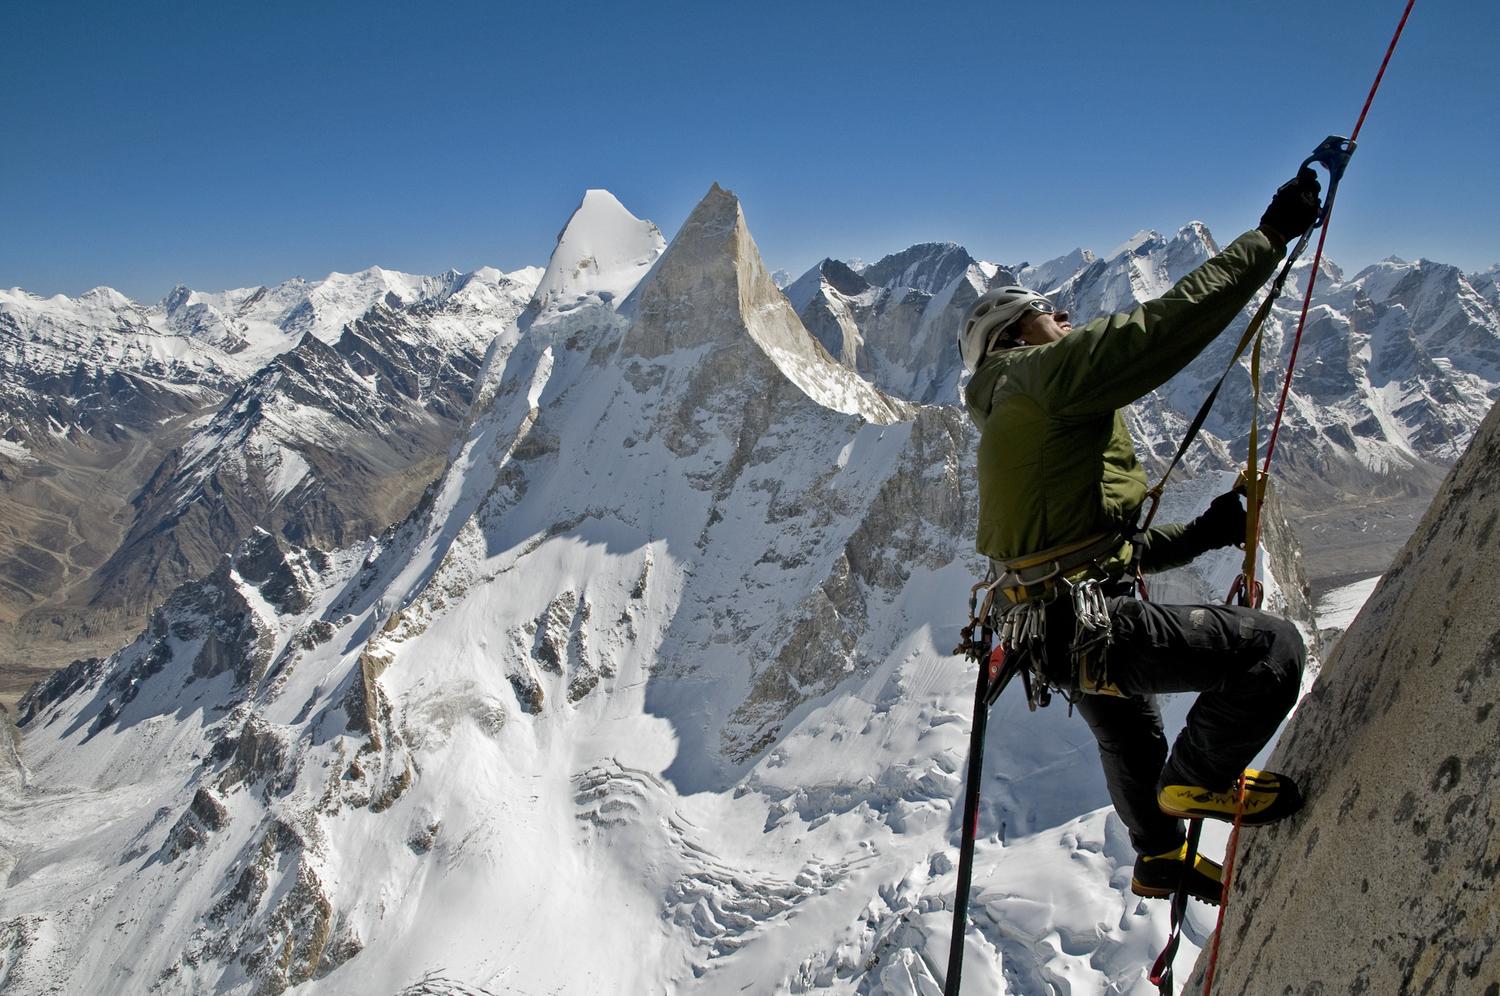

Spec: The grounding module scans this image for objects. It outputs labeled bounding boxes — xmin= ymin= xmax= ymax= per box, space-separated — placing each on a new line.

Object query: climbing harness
xmin=989 ymin=530 xmax=1130 ymax=605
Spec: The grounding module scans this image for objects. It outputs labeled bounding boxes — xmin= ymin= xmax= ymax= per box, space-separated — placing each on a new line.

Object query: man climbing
xmin=958 ymin=171 xmax=1321 ymax=904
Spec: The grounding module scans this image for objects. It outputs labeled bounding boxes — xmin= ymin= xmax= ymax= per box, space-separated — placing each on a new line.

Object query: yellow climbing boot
xmin=1157 ymin=768 xmax=1303 ymax=826
xmin=1131 ymin=842 xmax=1223 ymax=905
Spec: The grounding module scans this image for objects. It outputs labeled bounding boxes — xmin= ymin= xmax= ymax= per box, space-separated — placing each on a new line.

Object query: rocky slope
xmin=0 ymin=287 xmax=247 ymax=690
xmin=72 ymin=269 xmax=538 ymax=650
xmin=1187 ymin=389 xmax=1500 ymax=993
xmin=0 ymin=267 xmax=541 ymax=699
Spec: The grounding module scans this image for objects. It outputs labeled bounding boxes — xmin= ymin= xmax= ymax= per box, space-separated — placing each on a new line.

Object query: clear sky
xmin=3 ymin=0 xmax=1493 ymax=301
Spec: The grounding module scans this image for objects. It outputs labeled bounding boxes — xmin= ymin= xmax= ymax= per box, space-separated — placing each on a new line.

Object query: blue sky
xmin=3 ymin=0 xmax=1492 ymax=301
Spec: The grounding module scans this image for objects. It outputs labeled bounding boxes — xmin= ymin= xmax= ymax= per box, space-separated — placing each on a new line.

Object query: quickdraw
xmin=1070 ymin=578 xmax=1119 ymax=696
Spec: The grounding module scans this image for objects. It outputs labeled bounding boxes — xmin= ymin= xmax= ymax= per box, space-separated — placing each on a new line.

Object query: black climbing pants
xmin=1072 ymin=597 xmax=1305 ymax=856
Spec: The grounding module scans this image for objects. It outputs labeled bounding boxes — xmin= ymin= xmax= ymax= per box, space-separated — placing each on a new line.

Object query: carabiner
xmin=1300 ymin=135 xmax=1357 ymax=228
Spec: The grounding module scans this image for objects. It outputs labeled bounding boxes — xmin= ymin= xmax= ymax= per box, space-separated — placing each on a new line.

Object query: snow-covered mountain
xmin=1 ymin=285 xmax=250 ymax=692
xmin=531 ymin=189 xmax=666 ymax=312
xmin=0 ymin=186 xmax=1310 ymax=996
xmin=1133 ymin=242 xmax=1499 ymax=587
xmin=0 ymin=265 xmax=542 ymax=696
xmin=80 ymin=269 xmax=539 ymax=639
xmin=785 ymin=244 xmax=1010 ymax=405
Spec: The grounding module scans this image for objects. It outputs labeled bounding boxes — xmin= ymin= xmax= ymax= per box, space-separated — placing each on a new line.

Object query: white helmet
xmin=958 ymin=285 xmax=1055 ymax=373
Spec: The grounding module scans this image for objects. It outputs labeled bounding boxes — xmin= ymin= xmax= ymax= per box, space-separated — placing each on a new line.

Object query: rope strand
xmin=1256 ymin=0 xmax=1418 ymax=539
xmin=1208 ymin=11 xmax=1419 ymax=995
xmin=1202 ymin=773 xmax=1249 ymax=993
xmin=1351 ymin=0 xmax=1419 ymax=144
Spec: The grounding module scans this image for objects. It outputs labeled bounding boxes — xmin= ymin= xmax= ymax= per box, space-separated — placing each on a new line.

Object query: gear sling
xmin=944 ymin=531 xmax=1129 ymax=996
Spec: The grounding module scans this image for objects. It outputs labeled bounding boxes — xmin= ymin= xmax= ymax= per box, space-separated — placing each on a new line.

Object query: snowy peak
xmin=1016 ymin=246 xmax=1098 ymax=295
xmin=622 ymin=183 xmax=906 ymax=423
xmin=1468 ymin=263 xmax=1500 ymax=311
xmin=1046 ymin=221 xmax=1218 ymax=319
xmin=77 ymin=285 xmax=138 ymax=312
xmin=1105 ymin=228 xmax=1165 ymax=261
xmin=2 ymin=284 xmax=150 ymax=334
xmin=783 ymin=258 xmax=872 ymax=314
xmin=532 ymin=189 xmax=666 ymax=312
xmin=782 ymin=242 xmax=1014 ymax=406
xmin=1347 ymin=255 xmax=1500 ymax=382
xmin=862 ymin=242 xmax=977 ymax=296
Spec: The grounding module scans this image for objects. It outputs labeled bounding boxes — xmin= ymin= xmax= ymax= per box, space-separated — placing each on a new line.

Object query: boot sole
xmin=1129 ymin=882 xmax=1222 ymax=907
xmin=1157 ymin=800 xmax=1301 ymax=826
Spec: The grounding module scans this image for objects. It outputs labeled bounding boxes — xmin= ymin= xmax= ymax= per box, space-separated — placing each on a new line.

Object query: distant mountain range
xmin=0 ymin=267 xmax=539 ymax=694
xmin=786 ymin=226 xmax=1499 ymax=587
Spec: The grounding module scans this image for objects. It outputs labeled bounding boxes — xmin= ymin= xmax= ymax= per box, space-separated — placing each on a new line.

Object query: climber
xmin=958 ymin=172 xmax=1321 ymax=904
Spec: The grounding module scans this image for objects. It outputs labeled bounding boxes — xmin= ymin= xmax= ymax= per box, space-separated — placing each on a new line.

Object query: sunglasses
xmin=1025 ymin=298 xmax=1056 ymax=315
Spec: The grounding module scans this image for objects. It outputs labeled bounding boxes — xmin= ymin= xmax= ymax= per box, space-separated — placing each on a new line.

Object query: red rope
xmin=1350 ymin=0 xmax=1419 ymax=144
xmin=1256 ymin=0 xmax=1418 ymax=535
xmin=1205 ymin=7 xmax=1418 ymax=994
xmin=1201 ymin=772 xmax=1249 ymax=994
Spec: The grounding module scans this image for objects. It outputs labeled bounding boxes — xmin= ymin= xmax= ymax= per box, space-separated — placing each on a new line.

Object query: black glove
xmin=1259 ymin=168 xmax=1323 ymax=245
xmin=1194 ymin=487 xmax=1248 ymax=551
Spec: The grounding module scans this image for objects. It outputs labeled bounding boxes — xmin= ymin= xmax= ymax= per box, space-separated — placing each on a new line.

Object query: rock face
xmin=623 ymin=183 xmax=906 ymax=424
xmin=1188 ymin=399 xmax=1500 ymax=993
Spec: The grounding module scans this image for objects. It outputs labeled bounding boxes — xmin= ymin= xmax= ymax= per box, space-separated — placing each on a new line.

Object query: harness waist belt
xmin=994 ymin=531 xmax=1129 ymax=603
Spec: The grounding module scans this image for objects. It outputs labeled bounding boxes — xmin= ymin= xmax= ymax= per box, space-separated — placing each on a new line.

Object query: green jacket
xmin=963 ymin=228 xmax=1285 ymax=570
